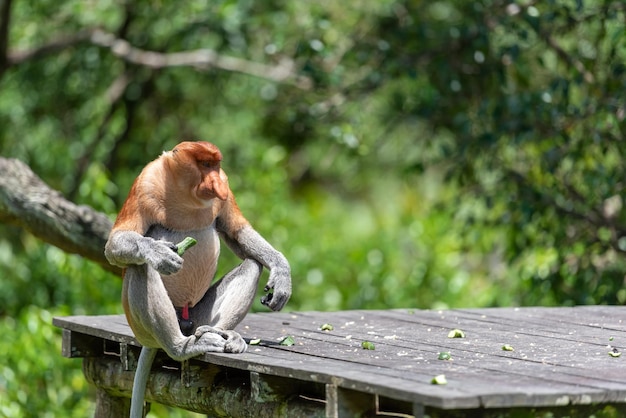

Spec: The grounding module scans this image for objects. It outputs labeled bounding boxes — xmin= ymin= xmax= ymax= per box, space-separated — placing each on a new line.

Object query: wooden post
xmin=325 ymin=384 xmax=376 ymax=418
xmin=94 ymin=388 xmax=131 ymax=418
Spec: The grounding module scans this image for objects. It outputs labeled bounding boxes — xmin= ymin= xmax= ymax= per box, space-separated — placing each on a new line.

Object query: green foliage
xmin=0 ymin=307 xmax=93 ymax=418
xmin=0 ymin=0 xmax=624 ymax=416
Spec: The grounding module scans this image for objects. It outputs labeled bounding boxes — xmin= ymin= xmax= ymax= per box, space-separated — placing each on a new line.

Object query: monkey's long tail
xmin=130 ymin=347 xmax=158 ymax=418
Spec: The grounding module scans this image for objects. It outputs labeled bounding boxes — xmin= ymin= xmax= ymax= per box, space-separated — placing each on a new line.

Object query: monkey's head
xmin=167 ymin=141 xmax=230 ymax=204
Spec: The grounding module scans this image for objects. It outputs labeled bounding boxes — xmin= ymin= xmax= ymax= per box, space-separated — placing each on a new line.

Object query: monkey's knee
xmin=229 ymin=258 xmax=262 ymax=280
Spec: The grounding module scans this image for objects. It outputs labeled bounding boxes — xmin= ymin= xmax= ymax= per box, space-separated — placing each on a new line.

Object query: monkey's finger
xmin=267 ymin=286 xmax=291 ymax=311
xmin=260 ymin=293 xmax=273 ymax=306
xmin=194 ymin=325 xmax=229 ymax=340
xmin=269 ymin=296 xmax=288 ymax=311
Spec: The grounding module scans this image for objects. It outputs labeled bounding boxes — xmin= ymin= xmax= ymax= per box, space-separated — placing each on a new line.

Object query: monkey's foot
xmin=222 ymin=330 xmax=247 ymax=353
xmin=194 ymin=326 xmax=247 ymax=354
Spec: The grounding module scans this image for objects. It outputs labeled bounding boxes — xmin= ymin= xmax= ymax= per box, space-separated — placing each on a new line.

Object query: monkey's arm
xmin=218 ymin=223 xmax=292 ymax=311
xmin=105 ymin=230 xmax=183 ymax=275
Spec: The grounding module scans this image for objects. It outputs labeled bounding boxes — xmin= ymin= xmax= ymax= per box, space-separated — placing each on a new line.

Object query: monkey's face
xmin=170 ymin=141 xmax=230 ymax=205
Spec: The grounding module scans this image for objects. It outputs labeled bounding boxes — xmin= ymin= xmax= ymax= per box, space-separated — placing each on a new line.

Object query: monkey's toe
xmin=194 ymin=325 xmax=220 ymax=337
xmin=223 ymin=331 xmax=247 ymax=353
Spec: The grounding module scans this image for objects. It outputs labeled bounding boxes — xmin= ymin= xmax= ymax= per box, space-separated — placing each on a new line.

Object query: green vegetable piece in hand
xmin=431 ymin=374 xmax=447 ymax=385
xmin=361 ymin=341 xmax=375 ymax=350
xmin=447 ymin=329 xmax=465 ymax=338
xmin=280 ymin=336 xmax=295 ymax=346
xmin=176 ymin=237 xmax=198 ymax=256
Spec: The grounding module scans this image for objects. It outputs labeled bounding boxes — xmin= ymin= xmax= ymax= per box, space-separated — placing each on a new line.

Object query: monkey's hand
xmin=106 ymin=231 xmax=182 ymax=274
xmin=137 ymin=237 xmax=183 ymax=275
xmin=226 ymin=226 xmax=292 ymax=311
xmin=261 ymin=266 xmax=292 ymax=311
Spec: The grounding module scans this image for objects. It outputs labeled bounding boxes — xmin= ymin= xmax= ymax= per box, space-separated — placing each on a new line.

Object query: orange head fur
xmin=112 ymin=141 xmax=233 ymax=233
xmin=169 ymin=141 xmax=229 ymax=203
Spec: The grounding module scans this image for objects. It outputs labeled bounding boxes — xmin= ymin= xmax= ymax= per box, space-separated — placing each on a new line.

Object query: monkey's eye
xmin=199 ymin=161 xmax=214 ymax=168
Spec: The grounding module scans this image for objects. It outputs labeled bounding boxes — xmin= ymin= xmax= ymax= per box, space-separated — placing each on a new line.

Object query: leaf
xmin=320 ymin=323 xmax=334 ymax=331
xmin=279 ymin=336 xmax=295 ymax=346
xmin=438 ymin=351 xmax=451 ymax=360
xmin=431 ymin=374 xmax=447 ymax=385
xmin=502 ymin=344 xmax=514 ymax=351
xmin=361 ymin=341 xmax=375 ymax=350
xmin=447 ymin=329 xmax=465 ymax=338
xmin=249 ymin=338 xmax=261 ymax=345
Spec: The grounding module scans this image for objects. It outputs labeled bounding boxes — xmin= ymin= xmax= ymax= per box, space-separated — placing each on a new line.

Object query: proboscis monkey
xmin=104 ymin=141 xmax=291 ymax=418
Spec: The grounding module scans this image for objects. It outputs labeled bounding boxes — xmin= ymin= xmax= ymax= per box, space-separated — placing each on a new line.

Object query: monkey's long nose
xmin=210 ymin=173 xmax=229 ymax=201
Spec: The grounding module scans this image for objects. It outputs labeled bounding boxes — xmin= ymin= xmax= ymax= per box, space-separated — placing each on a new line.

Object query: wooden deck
xmin=54 ymin=306 xmax=626 ymax=417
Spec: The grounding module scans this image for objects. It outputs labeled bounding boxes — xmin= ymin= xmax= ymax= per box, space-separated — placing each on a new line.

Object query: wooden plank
xmin=383 ymin=307 xmax=626 ymax=341
xmin=281 ymin=309 xmax=626 ymax=406
xmin=61 ymin=329 xmax=104 ymax=358
xmin=205 ymin=345 xmax=481 ymax=409
xmin=235 ymin=342 xmax=618 ymax=409
xmin=231 ymin=308 xmax=626 ymax=408
xmin=240 ymin=310 xmax=626 ymax=376
xmin=370 ymin=309 xmax=626 ymax=376
xmin=54 ymin=307 xmax=626 ymax=412
xmin=459 ymin=306 xmax=626 ymax=330
xmin=53 ymin=314 xmax=482 ymax=409
xmin=363 ymin=310 xmax=621 ymax=362
xmin=53 ymin=315 xmax=139 ymax=346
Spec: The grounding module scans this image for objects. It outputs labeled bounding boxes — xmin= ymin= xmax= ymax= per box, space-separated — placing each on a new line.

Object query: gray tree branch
xmin=0 ymin=157 xmax=120 ymax=275
xmin=5 ymin=28 xmax=312 ymax=89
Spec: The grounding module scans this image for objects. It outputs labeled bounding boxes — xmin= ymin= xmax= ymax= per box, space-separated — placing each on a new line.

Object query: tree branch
xmin=88 ymin=29 xmax=312 ymax=89
xmin=6 ymin=28 xmax=312 ymax=89
xmin=7 ymin=29 xmax=94 ymax=65
xmin=0 ymin=157 xmax=121 ymax=274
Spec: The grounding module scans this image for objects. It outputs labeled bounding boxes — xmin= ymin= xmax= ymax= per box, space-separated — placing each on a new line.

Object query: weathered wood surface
xmin=54 ymin=306 xmax=626 ymax=416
